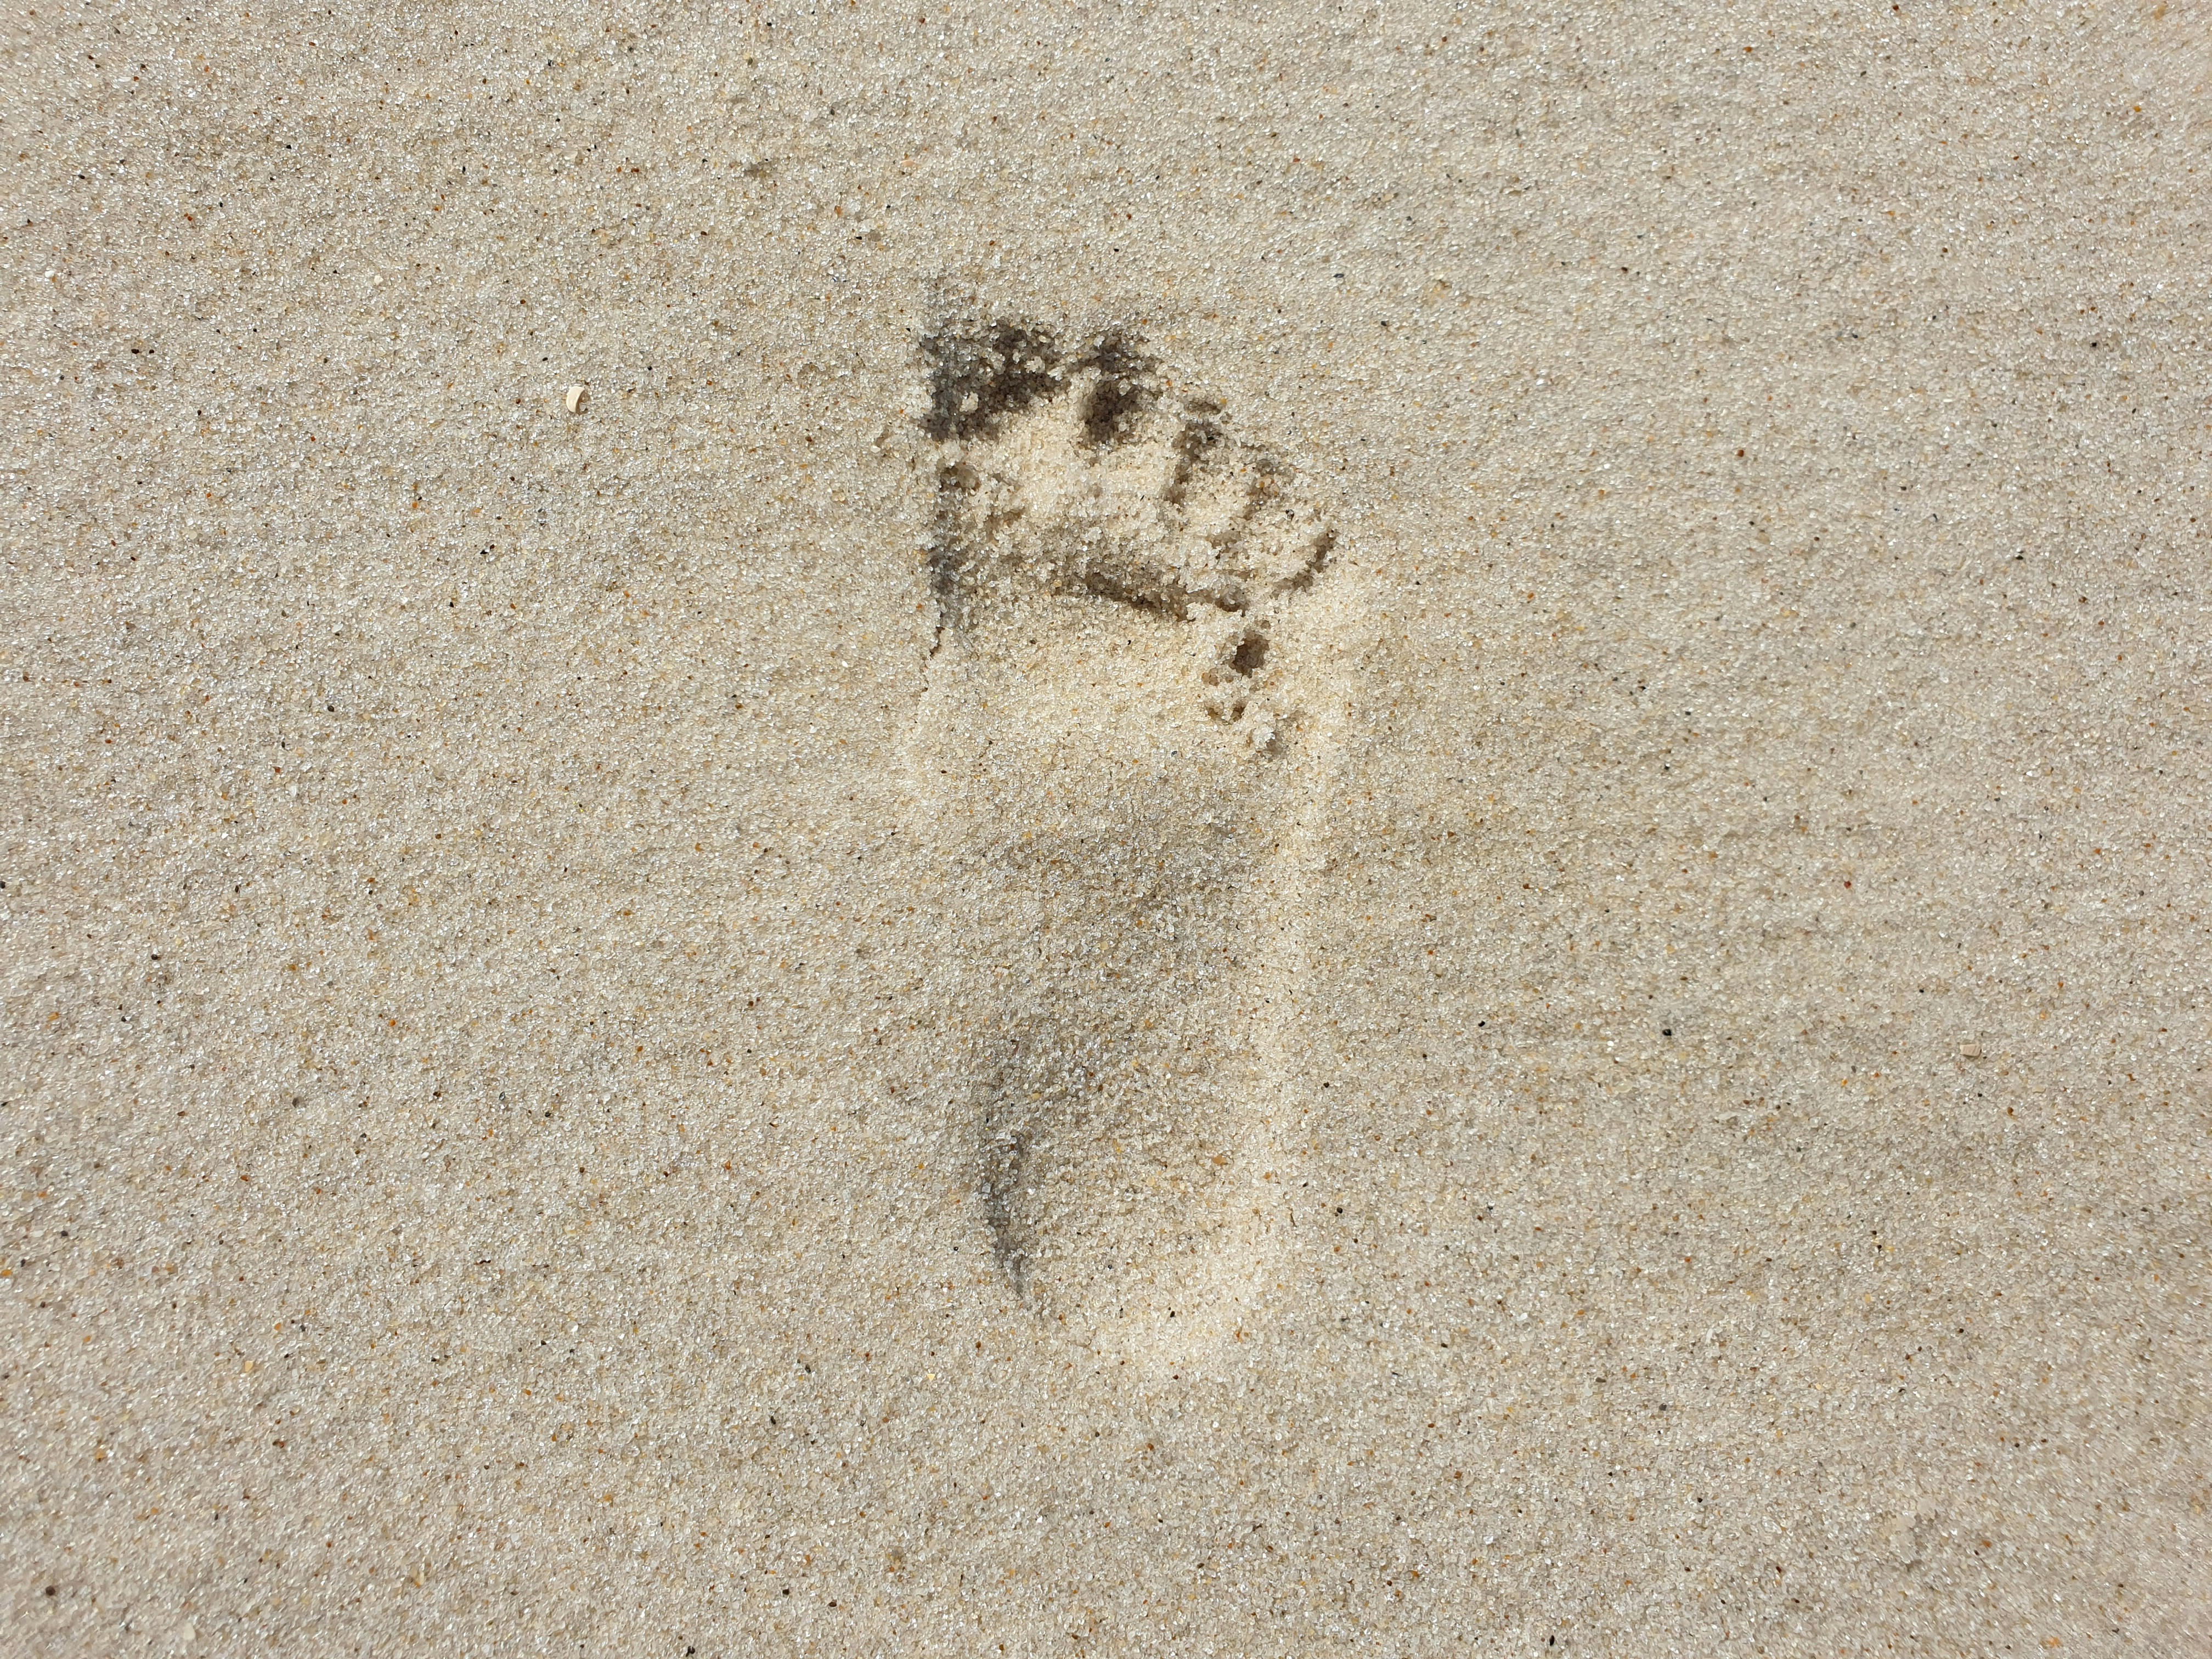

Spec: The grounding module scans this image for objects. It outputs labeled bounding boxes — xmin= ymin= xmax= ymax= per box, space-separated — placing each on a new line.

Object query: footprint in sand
xmin=900 ymin=313 xmax=1356 ymax=1355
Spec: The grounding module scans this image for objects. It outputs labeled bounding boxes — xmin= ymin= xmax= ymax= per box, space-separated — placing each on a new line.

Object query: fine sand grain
xmin=5 ymin=3 xmax=2209 ymax=1654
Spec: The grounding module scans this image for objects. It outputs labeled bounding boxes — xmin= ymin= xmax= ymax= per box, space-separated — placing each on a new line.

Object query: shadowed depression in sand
xmin=900 ymin=313 xmax=1360 ymax=1351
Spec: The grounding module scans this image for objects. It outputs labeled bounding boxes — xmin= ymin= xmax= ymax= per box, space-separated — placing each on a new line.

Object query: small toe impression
xmin=920 ymin=310 xmax=1334 ymax=749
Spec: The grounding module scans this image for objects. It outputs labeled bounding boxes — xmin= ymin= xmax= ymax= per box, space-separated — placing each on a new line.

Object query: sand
xmin=6 ymin=2 xmax=2209 ymax=1652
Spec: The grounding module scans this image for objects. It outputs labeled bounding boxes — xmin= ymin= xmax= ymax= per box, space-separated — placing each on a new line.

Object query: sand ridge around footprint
xmin=899 ymin=309 xmax=1361 ymax=1364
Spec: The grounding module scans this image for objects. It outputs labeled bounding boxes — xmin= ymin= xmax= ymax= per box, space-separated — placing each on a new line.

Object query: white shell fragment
xmin=563 ymin=384 xmax=588 ymax=415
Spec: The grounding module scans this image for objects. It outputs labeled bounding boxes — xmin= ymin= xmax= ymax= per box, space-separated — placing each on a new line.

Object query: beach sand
xmin=5 ymin=3 xmax=2208 ymax=1651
